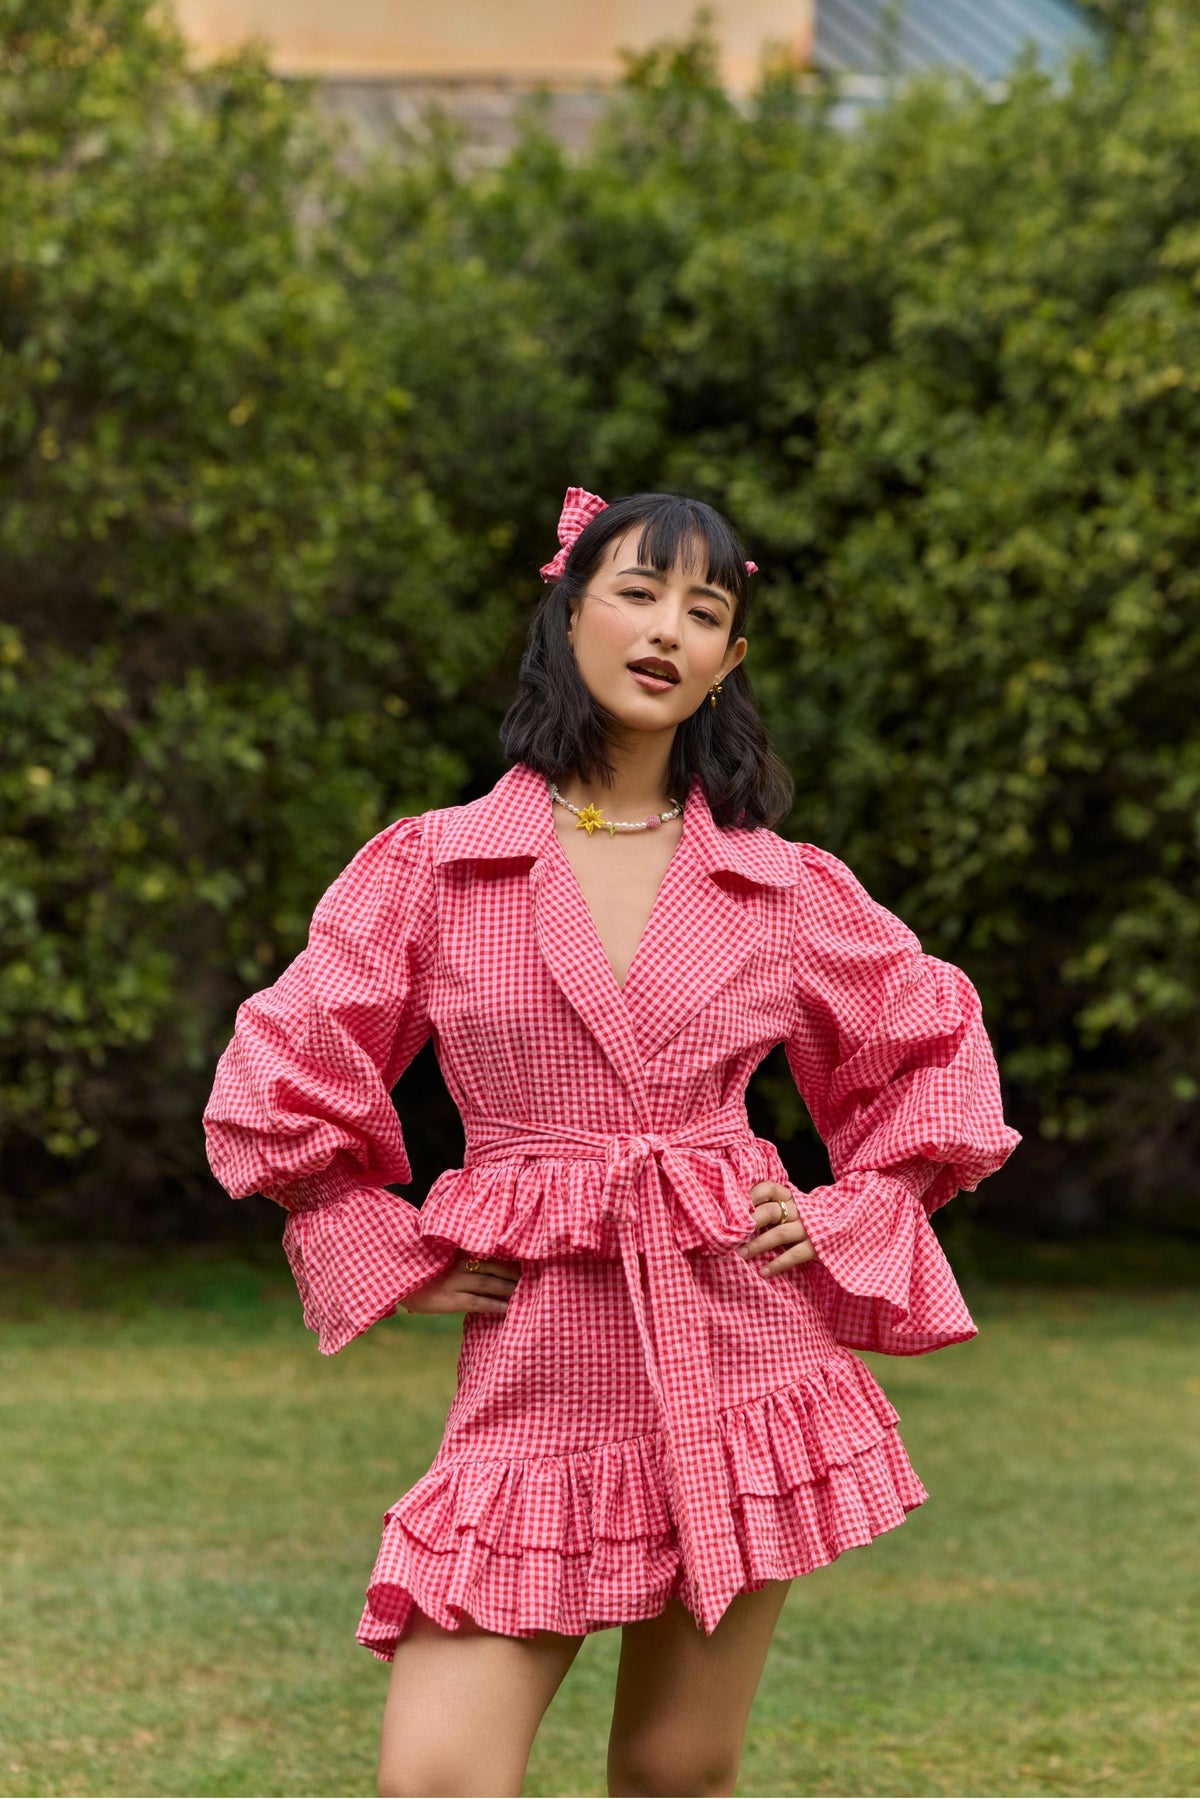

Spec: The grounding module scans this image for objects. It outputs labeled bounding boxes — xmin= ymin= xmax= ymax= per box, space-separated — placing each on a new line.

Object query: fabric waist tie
xmin=462 ymin=1099 xmax=757 ymax=1634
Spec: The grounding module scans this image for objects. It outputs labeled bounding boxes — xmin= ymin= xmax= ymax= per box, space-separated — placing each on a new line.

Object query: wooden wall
xmin=172 ymin=0 xmax=816 ymax=89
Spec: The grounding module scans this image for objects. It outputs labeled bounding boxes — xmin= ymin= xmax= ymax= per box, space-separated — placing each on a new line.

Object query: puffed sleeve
xmin=782 ymin=843 xmax=1021 ymax=1356
xmin=202 ymin=812 xmax=458 ymax=1354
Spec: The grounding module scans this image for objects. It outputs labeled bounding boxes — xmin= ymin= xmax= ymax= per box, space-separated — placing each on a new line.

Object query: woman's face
xmin=566 ymin=526 xmax=747 ymax=733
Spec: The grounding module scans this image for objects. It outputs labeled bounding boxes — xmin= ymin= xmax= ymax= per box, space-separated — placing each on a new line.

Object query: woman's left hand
xmin=736 ymin=1181 xmax=818 ymax=1274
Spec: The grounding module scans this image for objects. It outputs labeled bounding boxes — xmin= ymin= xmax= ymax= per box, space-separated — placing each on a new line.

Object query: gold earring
xmin=708 ymin=680 xmax=723 ymax=708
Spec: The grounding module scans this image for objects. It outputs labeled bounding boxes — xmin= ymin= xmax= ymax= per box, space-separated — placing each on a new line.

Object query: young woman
xmin=204 ymin=488 xmax=1020 ymax=1798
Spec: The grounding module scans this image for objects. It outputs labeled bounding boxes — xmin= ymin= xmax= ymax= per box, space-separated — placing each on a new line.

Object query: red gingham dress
xmin=203 ymin=759 xmax=1020 ymax=1658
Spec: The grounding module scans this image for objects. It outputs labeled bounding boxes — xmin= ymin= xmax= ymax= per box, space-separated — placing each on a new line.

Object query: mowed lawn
xmin=2 ymin=1242 xmax=1197 ymax=1798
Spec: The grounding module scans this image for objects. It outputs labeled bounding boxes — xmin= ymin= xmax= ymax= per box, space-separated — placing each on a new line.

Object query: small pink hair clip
xmin=539 ymin=487 xmax=758 ymax=582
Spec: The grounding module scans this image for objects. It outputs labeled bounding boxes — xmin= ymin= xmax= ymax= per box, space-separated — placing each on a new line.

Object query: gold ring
xmin=778 ymin=1196 xmax=790 ymax=1226
xmin=465 ymin=1256 xmax=483 ymax=1273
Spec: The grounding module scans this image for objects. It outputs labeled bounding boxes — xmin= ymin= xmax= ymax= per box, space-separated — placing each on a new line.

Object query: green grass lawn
xmin=2 ymin=1240 xmax=1197 ymax=1798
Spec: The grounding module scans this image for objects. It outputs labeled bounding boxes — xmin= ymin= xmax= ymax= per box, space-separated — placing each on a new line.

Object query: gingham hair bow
xmin=539 ymin=488 xmax=609 ymax=582
xmin=538 ymin=486 xmax=758 ymax=582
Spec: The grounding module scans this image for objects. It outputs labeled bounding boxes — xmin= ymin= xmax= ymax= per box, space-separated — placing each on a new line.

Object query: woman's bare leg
xmin=606 ymin=1581 xmax=792 ymax=1798
xmin=378 ymin=1606 xmax=587 ymax=1798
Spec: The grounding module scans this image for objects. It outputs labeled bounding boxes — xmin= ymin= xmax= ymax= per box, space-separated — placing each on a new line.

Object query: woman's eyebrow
xmin=616 ymin=567 xmax=732 ymax=611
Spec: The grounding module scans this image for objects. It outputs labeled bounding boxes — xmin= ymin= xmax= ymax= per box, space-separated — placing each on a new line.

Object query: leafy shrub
xmin=3 ymin=0 xmax=1197 ymax=1235
xmin=0 ymin=0 xmax=479 ymax=1230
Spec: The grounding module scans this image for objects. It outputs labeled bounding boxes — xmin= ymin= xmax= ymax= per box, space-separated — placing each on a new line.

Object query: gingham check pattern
xmin=204 ymin=759 xmax=1020 ymax=1644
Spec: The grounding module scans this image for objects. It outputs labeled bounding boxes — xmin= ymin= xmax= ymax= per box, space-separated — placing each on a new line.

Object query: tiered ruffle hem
xmin=358 ymin=1347 xmax=928 ymax=1657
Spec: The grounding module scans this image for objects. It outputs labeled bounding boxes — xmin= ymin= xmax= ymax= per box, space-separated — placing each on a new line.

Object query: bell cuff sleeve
xmin=784 ymin=844 xmax=1021 ymax=1356
xmin=280 ymin=1163 xmax=456 ymax=1356
xmin=202 ymin=813 xmax=458 ymax=1354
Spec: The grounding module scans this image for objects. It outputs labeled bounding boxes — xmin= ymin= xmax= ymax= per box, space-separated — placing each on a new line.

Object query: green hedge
xmin=2 ymin=0 xmax=1198 ymax=1236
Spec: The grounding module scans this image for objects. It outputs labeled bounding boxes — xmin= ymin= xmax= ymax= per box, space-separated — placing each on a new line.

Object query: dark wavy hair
xmin=499 ymin=492 xmax=794 ymax=829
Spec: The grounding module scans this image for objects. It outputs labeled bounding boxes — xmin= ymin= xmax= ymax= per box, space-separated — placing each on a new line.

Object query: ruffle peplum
xmin=357 ymin=1350 xmax=927 ymax=1657
xmin=416 ymin=1133 xmax=781 ymax=1262
xmin=417 ymin=1130 xmax=980 ymax=1360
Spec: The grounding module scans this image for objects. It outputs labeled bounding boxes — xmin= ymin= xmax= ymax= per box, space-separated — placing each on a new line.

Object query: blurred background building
xmin=171 ymin=0 xmax=1104 ymax=152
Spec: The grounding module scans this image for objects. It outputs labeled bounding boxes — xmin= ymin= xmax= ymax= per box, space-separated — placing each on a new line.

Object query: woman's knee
xmin=607 ymin=1729 xmax=742 ymax=1798
xmin=379 ymin=1748 xmax=526 ymax=1798
xmin=378 ymin=1757 xmax=448 ymax=1798
xmin=378 ymin=1610 xmax=584 ymax=1797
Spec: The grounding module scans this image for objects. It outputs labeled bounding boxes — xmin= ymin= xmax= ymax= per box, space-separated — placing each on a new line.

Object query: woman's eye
xmin=618 ymin=589 xmax=721 ymax=628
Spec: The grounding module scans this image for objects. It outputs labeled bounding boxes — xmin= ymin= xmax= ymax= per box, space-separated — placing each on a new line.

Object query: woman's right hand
xmin=402 ymin=1253 xmax=522 ymax=1316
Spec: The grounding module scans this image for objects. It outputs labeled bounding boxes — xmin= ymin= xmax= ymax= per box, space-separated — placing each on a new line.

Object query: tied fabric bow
xmin=539 ymin=486 xmax=759 ymax=582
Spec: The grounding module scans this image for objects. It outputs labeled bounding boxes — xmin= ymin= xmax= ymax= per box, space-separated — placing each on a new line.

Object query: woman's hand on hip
xmin=736 ymin=1181 xmax=817 ymax=1274
xmin=402 ymin=1254 xmax=522 ymax=1316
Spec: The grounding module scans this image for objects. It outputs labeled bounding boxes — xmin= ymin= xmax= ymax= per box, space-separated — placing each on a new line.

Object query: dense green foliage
xmin=2 ymin=0 xmax=1198 ymax=1234
xmin=0 ymin=1 xmax=486 ymax=1230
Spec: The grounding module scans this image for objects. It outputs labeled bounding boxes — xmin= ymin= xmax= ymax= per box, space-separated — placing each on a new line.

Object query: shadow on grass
xmin=3 ymin=1221 xmax=1196 ymax=1328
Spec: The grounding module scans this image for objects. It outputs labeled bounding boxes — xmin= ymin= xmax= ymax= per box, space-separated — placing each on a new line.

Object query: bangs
xmin=558 ymin=488 xmax=756 ymax=626
xmin=632 ymin=498 xmax=748 ymax=599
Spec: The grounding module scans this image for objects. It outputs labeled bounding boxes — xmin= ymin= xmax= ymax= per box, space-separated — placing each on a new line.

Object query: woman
xmin=203 ymin=487 xmax=1020 ymax=1798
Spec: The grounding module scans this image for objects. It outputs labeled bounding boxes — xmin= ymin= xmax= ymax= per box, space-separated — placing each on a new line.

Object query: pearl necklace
xmin=548 ymin=780 xmax=683 ymax=837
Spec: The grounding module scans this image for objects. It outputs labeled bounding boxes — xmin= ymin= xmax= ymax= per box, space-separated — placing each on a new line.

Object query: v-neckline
xmin=547 ymin=800 xmax=690 ymax=996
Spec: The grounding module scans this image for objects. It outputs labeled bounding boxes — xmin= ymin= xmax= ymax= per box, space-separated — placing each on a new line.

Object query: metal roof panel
xmin=814 ymin=0 xmax=1104 ymax=80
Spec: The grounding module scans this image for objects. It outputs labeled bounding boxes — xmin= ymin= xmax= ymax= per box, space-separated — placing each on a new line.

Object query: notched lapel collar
xmin=621 ymin=858 xmax=763 ymax=1062
xmin=428 ymin=761 xmax=800 ymax=1097
xmin=430 ymin=760 xmax=554 ymax=868
xmin=622 ymin=782 xmax=801 ymax=1062
xmin=431 ymin=760 xmax=652 ymax=1113
xmin=529 ymin=848 xmax=653 ymax=1117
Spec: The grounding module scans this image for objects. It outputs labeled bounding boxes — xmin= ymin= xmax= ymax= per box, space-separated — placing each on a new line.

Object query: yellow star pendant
xmin=575 ymin=803 xmax=610 ymax=836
